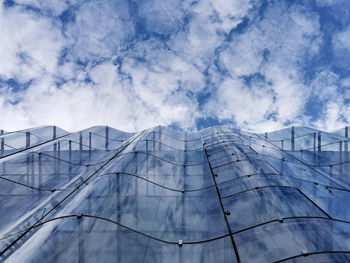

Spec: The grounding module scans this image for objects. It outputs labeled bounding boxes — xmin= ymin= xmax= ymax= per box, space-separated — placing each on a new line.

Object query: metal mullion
xmin=201 ymin=132 xmax=241 ymax=263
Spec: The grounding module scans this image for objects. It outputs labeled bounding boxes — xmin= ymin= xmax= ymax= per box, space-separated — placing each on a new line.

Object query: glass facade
xmin=1 ymin=125 xmax=350 ymax=262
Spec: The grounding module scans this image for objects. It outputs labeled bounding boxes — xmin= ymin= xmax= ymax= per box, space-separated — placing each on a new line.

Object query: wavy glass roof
xmin=0 ymin=125 xmax=350 ymax=262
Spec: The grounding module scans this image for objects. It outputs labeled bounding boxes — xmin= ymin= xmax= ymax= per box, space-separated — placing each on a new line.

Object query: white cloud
xmin=206 ymin=77 xmax=275 ymax=123
xmin=315 ymin=0 xmax=347 ymax=7
xmin=13 ymin=0 xmax=68 ymax=16
xmin=0 ymin=0 xmax=206 ymax=132
xmin=204 ymin=2 xmax=322 ymax=129
xmin=0 ymin=58 xmax=201 ymax=132
xmin=168 ymin=0 xmax=253 ymax=71
xmin=136 ymin=0 xmax=185 ymax=36
xmin=120 ymin=48 xmax=204 ymax=129
xmin=331 ymin=26 xmax=350 ymax=69
xmin=0 ymin=5 xmax=66 ymax=82
xmin=0 ymin=0 xmax=348 ymax=133
xmin=310 ymin=70 xmax=340 ymax=101
xmin=333 ymin=26 xmax=350 ymax=52
xmin=65 ymin=0 xmax=133 ymax=62
xmin=315 ymin=100 xmax=347 ymax=131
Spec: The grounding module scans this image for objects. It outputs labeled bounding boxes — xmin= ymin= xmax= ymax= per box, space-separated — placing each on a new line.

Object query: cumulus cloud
xmin=315 ymin=0 xmax=348 ymax=7
xmin=12 ymin=0 xmax=68 ymax=16
xmin=64 ymin=0 xmax=133 ymax=62
xmin=0 ymin=3 xmax=65 ymax=82
xmin=315 ymin=100 xmax=347 ymax=131
xmin=0 ymin=0 xmax=349 ymax=132
xmin=333 ymin=27 xmax=350 ymax=50
xmin=204 ymin=2 xmax=323 ymax=131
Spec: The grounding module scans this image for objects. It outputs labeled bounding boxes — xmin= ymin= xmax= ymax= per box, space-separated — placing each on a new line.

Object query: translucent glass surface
xmin=0 ymin=126 xmax=69 ymax=158
xmin=222 ymin=187 xmax=325 ymax=232
xmin=235 ymin=218 xmax=350 ymax=263
xmin=1 ymin=125 xmax=350 ymax=262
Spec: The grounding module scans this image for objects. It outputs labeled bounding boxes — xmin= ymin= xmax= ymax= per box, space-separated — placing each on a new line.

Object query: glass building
xmin=0 ymin=125 xmax=350 ymax=262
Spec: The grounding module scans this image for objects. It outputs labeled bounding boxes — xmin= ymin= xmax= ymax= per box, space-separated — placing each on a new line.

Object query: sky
xmin=0 ymin=0 xmax=350 ymax=133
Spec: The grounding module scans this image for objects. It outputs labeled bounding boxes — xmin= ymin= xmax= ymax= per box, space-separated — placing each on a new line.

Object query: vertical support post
xmin=158 ymin=126 xmax=161 ymax=152
xmin=318 ymin=131 xmax=322 ymax=152
xmin=345 ymin=140 xmax=348 ymax=161
xmin=340 ymin=141 xmax=343 ymax=176
xmin=346 ymin=126 xmax=349 ymax=171
xmin=313 ymin=133 xmax=316 ymax=152
xmin=146 ymin=139 xmax=149 ymax=194
xmin=345 ymin=126 xmax=348 ymax=138
xmin=53 ymin=125 xmax=57 ymax=140
xmin=89 ymin=132 xmax=92 ymax=153
xmin=313 ymin=132 xmax=316 ymax=164
xmin=134 ymin=151 xmax=138 ymax=221
xmin=291 ymin=126 xmax=295 ymax=151
xmin=281 ymin=140 xmax=284 ymax=150
xmin=79 ymin=132 xmax=83 ymax=151
xmin=38 ymin=153 xmax=42 ymax=189
xmin=116 ymin=174 xmax=121 ymax=262
xmin=345 ymin=140 xmax=349 ymax=177
xmin=26 ymin=132 xmax=31 ymax=148
xmin=69 ymin=140 xmax=72 ymax=174
xmin=181 ymin=131 xmax=187 ymax=252
xmin=26 ymin=153 xmax=30 ymax=184
xmin=53 ymin=142 xmax=57 ymax=176
xmin=31 ymin=153 xmax=34 ymax=186
xmin=105 ymin=126 xmax=109 ymax=151
xmin=57 ymin=141 xmax=61 ymax=176
xmin=1 ymin=137 xmax=4 ymax=156
xmin=69 ymin=140 xmax=72 ymax=162
xmin=79 ymin=132 xmax=83 ymax=165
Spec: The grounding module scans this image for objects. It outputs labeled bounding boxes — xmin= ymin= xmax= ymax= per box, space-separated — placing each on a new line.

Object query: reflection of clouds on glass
xmin=2 ymin=124 xmax=350 ymax=262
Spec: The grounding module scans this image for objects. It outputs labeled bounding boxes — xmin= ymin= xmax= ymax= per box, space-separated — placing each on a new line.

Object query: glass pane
xmin=235 ymin=218 xmax=350 ymax=263
xmin=222 ymin=187 xmax=325 ymax=232
xmin=4 ymin=216 xmax=237 ymax=263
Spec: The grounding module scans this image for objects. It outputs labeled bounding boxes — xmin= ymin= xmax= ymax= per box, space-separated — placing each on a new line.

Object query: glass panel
xmin=0 ymin=178 xmax=51 ymax=241
xmin=302 ymin=186 xmax=350 ymax=222
xmin=235 ymin=218 xmax=350 ymax=263
xmin=212 ymin=159 xmax=277 ymax=184
xmin=4 ymin=216 xmax=237 ymax=263
xmin=41 ymin=173 xmax=228 ymax=241
xmin=0 ymin=126 xmax=70 ymax=158
xmin=222 ymin=187 xmax=325 ymax=232
xmin=104 ymin=150 xmax=213 ymax=190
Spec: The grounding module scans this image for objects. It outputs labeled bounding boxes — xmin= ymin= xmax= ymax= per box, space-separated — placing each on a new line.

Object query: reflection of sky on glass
xmin=2 ymin=125 xmax=350 ymax=262
xmin=1 ymin=0 xmax=350 ymax=132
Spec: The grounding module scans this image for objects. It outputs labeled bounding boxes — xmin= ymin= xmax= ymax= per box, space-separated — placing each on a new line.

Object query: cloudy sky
xmin=0 ymin=0 xmax=350 ymax=132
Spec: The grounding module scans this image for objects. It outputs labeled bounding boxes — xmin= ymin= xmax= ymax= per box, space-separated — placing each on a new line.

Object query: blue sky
xmin=0 ymin=0 xmax=350 ymax=132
